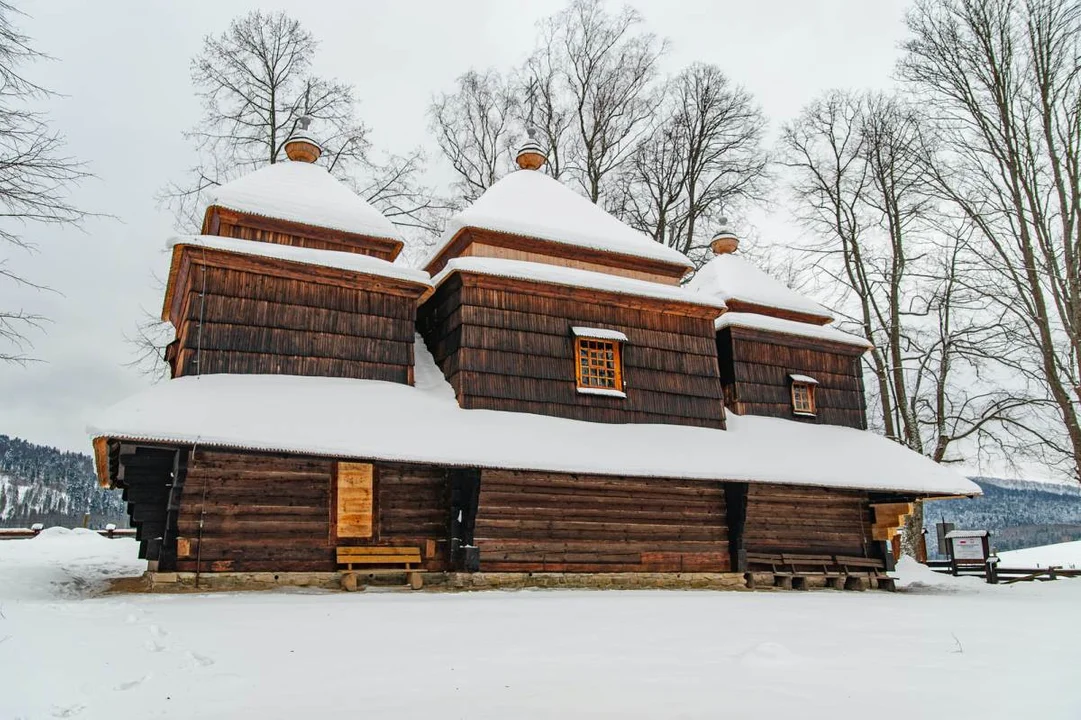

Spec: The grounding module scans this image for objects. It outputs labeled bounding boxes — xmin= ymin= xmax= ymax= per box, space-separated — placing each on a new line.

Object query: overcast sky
xmin=0 ymin=0 xmax=912 ymax=456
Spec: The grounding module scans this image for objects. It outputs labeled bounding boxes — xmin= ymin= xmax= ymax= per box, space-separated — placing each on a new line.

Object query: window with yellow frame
xmin=575 ymin=337 xmax=623 ymax=391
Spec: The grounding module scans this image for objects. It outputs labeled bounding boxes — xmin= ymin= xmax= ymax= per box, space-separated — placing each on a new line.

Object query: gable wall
xmin=171 ymin=266 xmax=416 ymax=383
xmin=420 ymin=275 xmax=726 ymax=428
xmin=718 ymin=327 xmax=867 ymax=429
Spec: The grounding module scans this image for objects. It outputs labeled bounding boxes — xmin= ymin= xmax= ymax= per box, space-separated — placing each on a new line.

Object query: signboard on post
xmin=946 ymin=530 xmax=990 ymax=565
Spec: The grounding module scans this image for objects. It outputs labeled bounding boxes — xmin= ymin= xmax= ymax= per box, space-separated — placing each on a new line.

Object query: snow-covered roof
xmin=572 ymin=327 xmax=629 ymax=342
xmin=207 ymin=161 xmax=401 ymax=242
xmin=433 ymin=257 xmax=725 ymax=311
xmin=717 ymin=312 xmax=872 ymax=350
xmin=789 ymin=374 xmax=819 ymax=385
xmin=424 ymin=170 xmax=693 ymax=270
xmin=89 ymin=337 xmax=978 ymax=498
xmin=168 ymin=235 xmax=432 ymax=287
xmin=688 ymin=253 xmax=834 ymax=322
xmin=946 ymin=530 xmax=989 ymax=539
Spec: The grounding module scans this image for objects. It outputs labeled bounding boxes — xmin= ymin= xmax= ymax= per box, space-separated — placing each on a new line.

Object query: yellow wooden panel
xmin=336 ymin=462 xmax=373 ymax=538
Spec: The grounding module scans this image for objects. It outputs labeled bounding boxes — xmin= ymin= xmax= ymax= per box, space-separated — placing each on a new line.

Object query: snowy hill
xmin=999 ymin=540 xmax=1081 ymax=569
xmin=0 ymin=434 xmax=127 ymax=528
xmin=925 ymin=476 xmax=1081 ymax=553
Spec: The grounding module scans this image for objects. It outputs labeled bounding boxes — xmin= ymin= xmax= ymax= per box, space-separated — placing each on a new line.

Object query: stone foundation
xmin=109 ymin=570 xmax=896 ymax=594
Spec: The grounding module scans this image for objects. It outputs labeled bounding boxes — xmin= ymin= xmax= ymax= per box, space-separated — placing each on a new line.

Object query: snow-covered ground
xmin=1 ymin=531 xmax=1079 ymax=719
xmin=1000 ymin=539 xmax=1081 ymax=568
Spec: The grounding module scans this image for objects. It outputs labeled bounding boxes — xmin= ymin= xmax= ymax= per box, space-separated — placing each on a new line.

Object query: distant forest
xmin=0 ymin=434 xmax=128 ymax=528
xmin=925 ymin=477 xmax=1081 ymax=554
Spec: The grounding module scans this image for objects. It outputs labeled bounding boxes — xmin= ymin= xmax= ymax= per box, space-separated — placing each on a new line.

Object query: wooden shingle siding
xmin=718 ymin=327 xmax=867 ymax=429
xmin=475 ymin=470 xmax=731 ymax=572
xmin=419 ymin=274 xmax=726 ymax=428
xmin=172 ymin=267 xmax=416 ymax=382
xmin=743 ymin=484 xmax=874 ymax=557
xmin=206 ymin=206 xmax=403 ymax=261
xmin=175 ymin=450 xmax=335 ymax=573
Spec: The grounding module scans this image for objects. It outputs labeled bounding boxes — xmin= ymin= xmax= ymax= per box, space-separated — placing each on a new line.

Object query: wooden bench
xmin=746 ymin=552 xmax=894 ymax=591
xmin=336 ymin=546 xmax=423 ymax=590
xmin=834 ymin=555 xmax=895 ymax=592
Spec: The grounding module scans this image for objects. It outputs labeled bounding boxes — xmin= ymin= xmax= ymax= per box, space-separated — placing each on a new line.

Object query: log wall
xmin=474 ymin=469 xmax=731 ymax=572
xmin=718 ymin=327 xmax=868 ymax=429
xmin=171 ymin=266 xmax=416 ymax=382
xmin=420 ymin=275 xmax=726 ymax=428
xmin=743 ymin=483 xmax=875 ymax=557
xmin=175 ymin=450 xmax=335 ymax=573
xmin=171 ymin=450 xmax=450 ymax=573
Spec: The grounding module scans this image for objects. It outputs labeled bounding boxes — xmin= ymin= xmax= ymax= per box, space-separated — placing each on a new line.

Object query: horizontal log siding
xmin=173 ymin=266 xmax=415 ymax=382
xmin=375 ymin=463 xmax=450 ymax=571
xmin=743 ymin=484 xmax=874 ymax=557
xmin=419 ymin=276 xmax=725 ymax=428
xmin=475 ymin=470 xmax=730 ymax=572
xmin=718 ymin=328 xmax=868 ymax=429
xmin=174 ymin=450 xmax=335 ymax=573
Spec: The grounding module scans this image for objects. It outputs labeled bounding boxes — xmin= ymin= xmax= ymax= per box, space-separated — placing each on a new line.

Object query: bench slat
xmin=338 ymin=547 xmax=422 ymax=556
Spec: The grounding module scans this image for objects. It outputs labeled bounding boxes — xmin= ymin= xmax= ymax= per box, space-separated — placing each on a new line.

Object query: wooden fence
xmin=927 ymin=559 xmax=1081 ymax=584
xmin=0 ymin=526 xmax=136 ymax=540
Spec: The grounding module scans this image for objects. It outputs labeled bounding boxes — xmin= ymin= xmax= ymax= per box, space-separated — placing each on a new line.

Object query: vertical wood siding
xmin=743 ymin=484 xmax=875 ymax=557
xmin=718 ymin=327 xmax=868 ymax=429
xmin=475 ymin=470 xmax=731 ymax=572
xmin=419 ymin=275 xmax=726 ymax=428
xmin=172 ymin=266 xmax=416 ymax=382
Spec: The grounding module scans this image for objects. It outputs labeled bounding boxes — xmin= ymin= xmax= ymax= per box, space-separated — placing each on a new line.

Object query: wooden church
xmin=90 ymin=123 xmax=978 ymax=589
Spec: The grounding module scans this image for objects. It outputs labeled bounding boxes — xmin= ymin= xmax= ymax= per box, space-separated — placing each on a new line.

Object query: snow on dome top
xmin=207 ymin=161 xmax=401 ymax=242
xmin=688 ymin=252 xmax=834 ymax=323
xmin=424 ymin=170 xmax=693 ymax=270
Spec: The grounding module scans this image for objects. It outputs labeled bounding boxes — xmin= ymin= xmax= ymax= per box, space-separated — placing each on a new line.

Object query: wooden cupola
xmin=200 ymin=117 xmax=405 ymax=261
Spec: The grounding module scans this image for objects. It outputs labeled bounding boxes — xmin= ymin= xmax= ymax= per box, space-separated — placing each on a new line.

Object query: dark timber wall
xmin=474 ymin=469 xmax=731 ymax=572
xmin=420 ymin=274 xmax=726 ymax=428
xmin=717 ymin=327 xmax=867 ymax=429
xmin=175 ymin=450 xmax=335 ymax=572
xmin=743 ymin=483 xmax=875 ymax=557
xmin=170 ymin=450 xmax=450 ymax=573
xmin=171 ymin=266 xmax=416 ymax=382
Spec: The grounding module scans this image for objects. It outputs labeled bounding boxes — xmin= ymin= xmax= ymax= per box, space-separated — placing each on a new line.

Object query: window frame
xmin=790 ymin=380 xmax=817 ymax=416
xmin=574 ymin=336 xmax=625 ymax=397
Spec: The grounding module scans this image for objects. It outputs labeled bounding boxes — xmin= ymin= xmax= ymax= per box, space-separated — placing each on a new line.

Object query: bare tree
xmin=783 ymin=90 xmax=1041 ymax=548
xmin=539 ymin=0 xmax=666 ymax=205
xmin=0 ymin=2 xmax=90 ymax=363
xmin=159 ymin=10 xmax=440 ymax=234
xmin=617 ymin=63 xmax=769 ymax=265
xmin=901 ymin=0 xmax=1081 ymax=481
xmin=428 ymin=69 xmax=518 ymax=204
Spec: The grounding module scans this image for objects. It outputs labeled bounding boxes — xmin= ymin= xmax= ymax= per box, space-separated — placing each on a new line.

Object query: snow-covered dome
xmin=424 ymin=169 xmax=693 ymax=271
xmin=688 ymin=252 xmax=834 ymax=323
xmin=206 ymin=161 xmax=401 ymax=242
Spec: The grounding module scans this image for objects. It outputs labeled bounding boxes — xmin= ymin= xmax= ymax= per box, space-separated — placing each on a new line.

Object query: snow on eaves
xmin=717 ymin=312 xmax=872 ymax=349
xmin=207 ymin=161 xmax=401 ymax=242
xmin=169 ymin=235 xmax=432 ymax=287
xmin=433 ymin=257 xmax=724 ymax=310
xmin=688 ymin=253 xmax=834 ymax=321
xmin=424 ymin=170 xmax=693 ymax=269
xmin=89 ymin=345 xmax=978 ymax=498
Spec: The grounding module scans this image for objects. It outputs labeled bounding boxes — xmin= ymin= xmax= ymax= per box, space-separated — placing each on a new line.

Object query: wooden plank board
xmin=336 ymin=462 xmax=373 ymax=539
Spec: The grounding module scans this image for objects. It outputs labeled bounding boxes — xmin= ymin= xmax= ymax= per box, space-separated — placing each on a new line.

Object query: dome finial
xmin=284 ymin=115 xmax=322 ymax=163
xmin=710 ymin=217 xmax=739 ymax=255
xmin=516 ymin=78 xmax=547 ymax=170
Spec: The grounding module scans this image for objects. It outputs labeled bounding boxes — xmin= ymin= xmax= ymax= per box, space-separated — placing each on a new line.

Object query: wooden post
xmin=724 ymin=483 xmax=748 ymax=572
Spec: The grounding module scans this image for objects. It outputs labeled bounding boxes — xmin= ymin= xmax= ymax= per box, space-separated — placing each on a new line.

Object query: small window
xmin=575 ymin=337 xmax=624 ymax=396
xmin=789 ymin=374 xmax=818 ymax=416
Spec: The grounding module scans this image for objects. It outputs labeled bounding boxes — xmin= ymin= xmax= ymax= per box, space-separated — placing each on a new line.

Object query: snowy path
xmin=1 ymin=531 xmax=1079 ymax=719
